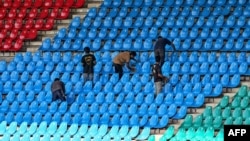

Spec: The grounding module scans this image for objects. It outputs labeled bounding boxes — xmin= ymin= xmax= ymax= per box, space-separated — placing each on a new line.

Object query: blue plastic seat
xmin=171 ymin=62 xmax=180 ymax=73
xmin=55 ymin=27 xmax=67 ymax=39
xmin=157 ymin=103 xmax=168 ymax=116
xmin=76 ymin=28 xmax=87 ymax=39
xmin=62 ymin=39 xmax=71 ymax=52
xmin=144 ymin=16 xmax=153 ymax=28
xmin=169 ymin=27 xmax=178 ymax=38
xmin=9 ymin=101 xmax=19 ymax=113
xmin=40 ymin=52 xmax=52 ymax=63
xmin=117 ymin=6 xmax=127 ymax=17
xmin=57 ymin=101 xmax=67 ymax=114
xmin=86 ymin=7 xmax=97 ymax=17
xmin=2 ymin=81 xmax=12 ymax=97
xmin=66 ymin=28 xmax=77 ymax=39
xmin=6 ymin=61 xmax=16 ymax=72
xmin=22 ymin=111 xmax=32 ymax=124
xmin=113 ymin=16 xmax=122 ymax=28
xmin=65 ymin=124 xmax=78 ymax=138
xmin=14 ymin=112 xmax=23 ymax=125
xmin=40 ymin=38 xmax=51 ymax=50
xmin=136 ymin=127 xmax=151 ymax=140
xmin=5 ymin=91 xmax=14 ymax=103
xmin=81 ymin=16 xmax=92 ymax=28
xmin=123 ymin=16 xmax=133 ymax=27
xmin=13 ymin=81 xmax=23 ymax=93
xmin=62 ymin=112 xmax=71 ymax=123
xmin=51 ymin=39 xmax=62 ymax=50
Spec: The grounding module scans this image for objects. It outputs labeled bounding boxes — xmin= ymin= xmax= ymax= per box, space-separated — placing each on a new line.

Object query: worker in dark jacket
xmin=51 ymin=78 xmax=66 ymax=101
xmin=154 ymin=36 xmax=175 ymax=67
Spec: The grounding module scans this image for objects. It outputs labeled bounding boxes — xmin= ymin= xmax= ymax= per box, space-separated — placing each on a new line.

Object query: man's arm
xmin=126 ymin=62 xmax=135 ymax=71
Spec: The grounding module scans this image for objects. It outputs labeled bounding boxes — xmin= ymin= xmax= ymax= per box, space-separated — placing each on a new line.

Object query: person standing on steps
xmin=81 ymin=47 xmax=96 ymax=82
xmin=152 ymin=56 xmax=169 ymax=95
xmin=154 ymin=36 xmax=175 ymax=67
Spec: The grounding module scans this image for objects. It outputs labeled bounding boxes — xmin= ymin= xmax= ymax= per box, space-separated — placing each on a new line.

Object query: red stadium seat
xmin=34 ymin=19 xmax=54 ymax=30
xmin=64 ymin=0 xmax=74 ymax=7
xmin=19 ymin=30 xmax=27 ymax=40
xmin=28 ymin=8 xmax=38 ymax=19
xmin=0 ymin=8 xmax=7 ymax=20
xmin=25 ymin=29 xmax=37 ymax=40
xmin=43 ymin=0 xmax=53 ymax=8
xmin=44 ymin=18 xmax=54 ymax=30
xmin=0 ymin=29 xmax=7 ymax=39
xmin=12 ymin=0 xmax=22 ymax=8
xmin=33 ymin=0 xmax=43 ymax=8
xmin=34 ymin=19 xmax=43 ymax=30
xmin=3 ymin=0 xmax=12 ymax=8
xmin=7 ymin=9 xmax=17 ymax=19
xmin=12 ymin=39 xmax=23 ymax=51
xmin=2 ymin=39 xmax=12 ymax=51
xmin=48 ymin=8 xmax=59 ymax=19
xmin=22 ymin=0 xmax=32 ymax=8
xmin=9 ymin=29 xmax=19 ymax=40
xmin=14 ymin=18 xmax=23 ymax=29
xmin=54 ymin=0 xmax=64 ymax=7
xmin=17 ymin=8 xmax=27 ymax=19
xmin=37 ymin=8 xmax=49 ymax=19
xmin=57 ymin=8 xmax=70 ymax=19
xmin=4 ymin=19 xmax=14 ymax=30
xmin=72 ymin=0 xmax=85 ymax=8
xmin=24 ymin=19 xmax=34 ymax=29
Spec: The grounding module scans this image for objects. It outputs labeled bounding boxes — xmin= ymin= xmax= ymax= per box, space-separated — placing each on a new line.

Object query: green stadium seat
xmin=237 ymin=85 xmax=248 ymax=97
xmin=218 ymin=96 xmax=229 ymax=108
xmin=193 ymin=115 xmax=203 ymax=129
xmin=230 ymin=97 xmax=241 ymax=108
xmin=160 ymin=126 xmax=175 ymax=141
xmin=240 ymin=97 xmax=249 ymax=109
xmin=232 ymin=107 xmax=242 ymax=119
xmin=222 ymin=107 xmax=231 ymax=119
xmin=180 ymin=115 xmax=193 ymax=129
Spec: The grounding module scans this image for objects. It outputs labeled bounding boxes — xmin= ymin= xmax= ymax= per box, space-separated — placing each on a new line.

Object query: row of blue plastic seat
xmin=0 ymin=110 xmax=168 ymax=128
xmin=0 ymin=120 xmax=150 ymax=141
xmin=101 ymin=0 xmax=248 ymax=8
xmin=176 ymin=52 xmax=249 ymax=63
xmin=162 ymin=61 xmax=248 ymax=75
xmin=163 ymin=83 xmax=223 ymax=97
xmin=173 ymin=39 xmax=250 ymax=51
xmin=10 ymin=51 xmax=250 ymax=67
xmin=9 ymin=51 xmax=250 ymax=68
xmin=59 ymin=16 xmax=250 ymax=39
xmin=11 ymin=51 xmax=155 ymax=65
xmin=87 ymin=5 xmax=249 ymax=18
xmin=173 ymin=73 xmax=240 ymax=88
xmin=40 ymin=37 xmax=250 ymax=52
xmin=2 ymin=59 xmax=248 ymax=77
xmin=0 ymin=98 xmax=173 ymax=128
xmin=100 ymin=2 xmax=249 ymax=17
xmin=78 ymin=14 xmax=250 ymax=31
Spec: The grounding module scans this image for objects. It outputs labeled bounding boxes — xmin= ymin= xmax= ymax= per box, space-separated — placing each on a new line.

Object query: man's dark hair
xmin=155 ymin=56 xmax=160 ymax=63
xmin=54 ymin=78 xmax=60 ymax=81
xmin=84 ymin=47 xmax=90 ymax=53
xmin=130 ymin=51 xmax=136 ymax=56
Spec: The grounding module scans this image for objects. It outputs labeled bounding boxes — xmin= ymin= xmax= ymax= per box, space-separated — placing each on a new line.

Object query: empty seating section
xmin=0 ymin=0 xmax=85 ymax=51
xmin=39 ymin=1 xmax=250 ymax=51
xmin=1 ymin=0 xmax=250 ymax=140
xmin=161 ymin=85 xmax=249 ymax=141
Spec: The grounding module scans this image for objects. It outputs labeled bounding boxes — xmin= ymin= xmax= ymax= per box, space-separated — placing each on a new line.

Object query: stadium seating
xmin=1 ymin=0 xmax=250 ymax=140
